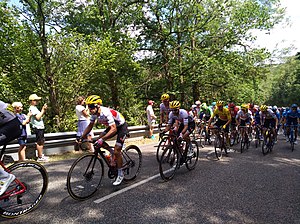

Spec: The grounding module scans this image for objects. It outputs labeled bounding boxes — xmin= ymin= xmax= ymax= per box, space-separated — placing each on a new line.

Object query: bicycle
xmin=66 ymin=137 xmax=142 ymax=200
xmin=0 ymin=145 xmax=48 ymax=219
xmin=159 ymin=133 xmax=199 ymax=181
xmin=229 ymin=123 xmax=240 ymax=146
xmin=239 ymin=125 xmax=250 ymax=153
xmin=286 ymin=125 xmax=298 ymax=152
xmin=193 ymin=119 xmax=211 ymax=147
xmin=262 ymin=126 xmax=275 ymax=155
xmin=210 ymin=126 xmax=228 ymax=160
xmin=253 ymin=124 xmax=262 ymax=148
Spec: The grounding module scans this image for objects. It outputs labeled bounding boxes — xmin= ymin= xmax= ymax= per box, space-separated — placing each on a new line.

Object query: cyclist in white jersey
xmin=0 ymin=101 xmax=23 ymax=195
xmin=81 ymin=95 xmax=128 ymax=186
xmin=161 ymin=101 xmax=195 ymax=156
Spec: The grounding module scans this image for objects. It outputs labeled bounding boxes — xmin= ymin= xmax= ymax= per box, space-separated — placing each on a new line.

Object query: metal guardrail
xmin=5 ymin=125 xmax=162 ymax=154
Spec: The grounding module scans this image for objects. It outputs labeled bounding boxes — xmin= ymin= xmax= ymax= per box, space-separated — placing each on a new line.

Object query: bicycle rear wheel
xmin=214 ymin=136 xmax=223 ymax=160
xmin=156 ymin=137 xmax=170 ymax=163
xmin=159 ymin=145 xmax=179 ymax=181
xmin=185 ymin=140 xmax=199 ymax=170
xmin=122 ymin=145 xmax=142 ymax=181
xmin=67 ymin=154 xmax=104 ymax=200
xmin=0 ymin=161 xmax=48 ymax=218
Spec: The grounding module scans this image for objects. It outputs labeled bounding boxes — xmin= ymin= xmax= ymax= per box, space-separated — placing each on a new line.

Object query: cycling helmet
xmin=212 ymin=102 xmax=216 ymax=106
xmin=272 ymin=105 xmax=278 ymax=111
xmin=85 ymin=95 xmax=102 ymax=105
xmin=241 ymin=104 xmax=248 ymax=111
xmin=260 ymin=105 xmax=268 ymax=111
xmin=216 ymin=100 xmax=224 ymax=107
xmin=161 ymin=93 xmax=170 ymax=101
xmin=228 ymin=103 xmax=235 ymax=108
xmin=195 ymin=100 xmax=201 ymax=105
xmin=291 ymin=104 xmax=298 ymax=108
xmin=169 ymin=100 xmax=181 ymax=109
xmin=200 ymin=103 xmax=208 ymax=109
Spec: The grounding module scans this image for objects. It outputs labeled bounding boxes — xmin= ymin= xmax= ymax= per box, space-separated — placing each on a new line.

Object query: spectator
xmin=28 ymin=94 xmax=49 ymax=162
xmin=146 ymin=100 xmax=157 ymax=139
xmin=12 ymin=102 xmax=32 ymax=161
xmin=75 ymin=96 xmax=94 ymax=152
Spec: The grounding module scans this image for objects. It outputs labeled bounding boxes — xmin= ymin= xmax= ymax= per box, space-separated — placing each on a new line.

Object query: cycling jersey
xmin=199 ymin=107 xmax=212 ymax=120
xmin=90 ymin=106 xmax=125 ymax=127
xmin=211 ymin=107 xmax=231 ymax=121
xmin=168 ymin=109 xmax=194 ymax=126
xmin=284 ymin=109 xmax=300 ymax=125
xmin=236 ymin=110 xmax=252 ymax=121
xmin=260 ymin=109 xmax=277 ymax=120
xmin=160 ymin=103 xmax=170 ymax=114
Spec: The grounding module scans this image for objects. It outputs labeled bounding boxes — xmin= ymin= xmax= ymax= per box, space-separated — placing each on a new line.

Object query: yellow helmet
xmin=241 ymin=104 xmax=248 ymax=110
xmin=85 ymin=95 xmax=102 ymax=105
xmin=169 ymin=100 xmax=181 ymax=109
xmin=161 ymin=93 xmax=170 ymax=101
xmin=216 ymin=100 xmax=224 ymax=107
xmin=260 ymin=105 xmax=267 ymax=111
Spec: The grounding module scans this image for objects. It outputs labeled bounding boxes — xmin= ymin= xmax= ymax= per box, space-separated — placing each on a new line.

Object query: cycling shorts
xmin=103 ymin=122 xmax=128 ymax=147
xmin=215 ymin=119 xmax=230 ymax=133
xmin=177 ymin=121 xmax=196 ymax=136
xmin=263 ymin=118 xmax=276 ymax=129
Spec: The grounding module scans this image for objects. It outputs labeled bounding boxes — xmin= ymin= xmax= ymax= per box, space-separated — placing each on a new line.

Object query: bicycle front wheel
xmin=156 ymin=137 xmax=170 ymax=163
xmin=159 ymin=145 xmax=179 ymax=181
xmin=122 ymin=145 xmax=142 ymax=181
xmin=0 ymin=161 xmax=48 ymax=219
xmin=186 ymin=140 xmax=199 ymax=170
xmin=67 ymin=154 xmax=104 ymax=200
xmin=214 ymin=136 xmax=223 ymax=160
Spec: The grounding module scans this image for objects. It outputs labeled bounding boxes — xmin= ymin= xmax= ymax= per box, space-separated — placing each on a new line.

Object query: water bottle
xmin=104 ymin=150 xmax=111 ymax=161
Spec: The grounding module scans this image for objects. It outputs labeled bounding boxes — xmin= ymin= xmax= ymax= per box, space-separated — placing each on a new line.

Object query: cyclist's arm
xmin=101 ymin=123 xmax=117 ymax=141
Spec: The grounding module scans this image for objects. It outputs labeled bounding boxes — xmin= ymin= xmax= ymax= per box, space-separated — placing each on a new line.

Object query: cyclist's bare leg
xmin=114 ymin=144 xmax=123 ymax=176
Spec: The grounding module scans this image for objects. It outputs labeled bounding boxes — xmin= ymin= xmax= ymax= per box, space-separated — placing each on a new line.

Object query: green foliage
xmin=1 ymin=0 xmax=295 ymax=133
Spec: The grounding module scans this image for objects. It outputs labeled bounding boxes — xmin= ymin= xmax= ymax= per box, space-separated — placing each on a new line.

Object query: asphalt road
xmin=1 ymin=135 xmax=300 ymax=224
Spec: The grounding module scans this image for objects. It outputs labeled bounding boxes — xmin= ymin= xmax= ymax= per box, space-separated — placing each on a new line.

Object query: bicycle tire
xmin=159 ymin=145 xmax=179 ymax=181
xmin=122 ymin=145 xmax=142 ymax=181
xmin=290 ymin=131 xmax=295 ymax=152
xmin=240 ymin=138 xmax=245 ymax=153
xmin=185 ymin=140 xmax=199 ymax=170
xmin=0 ymin=161 xmax=48 ymax=218
xmin=67 ymin=154 xmax=104 ymax=200
xmin=214 ymin=135 xmax=223 ymax=160
xmin=156 ymin=137 xmax=170 ymax=163
xmin=262 ymin=139 xmax=269 ymax=155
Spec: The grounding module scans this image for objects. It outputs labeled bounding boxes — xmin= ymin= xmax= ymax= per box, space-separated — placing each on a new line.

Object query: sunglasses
xmin=88 ymin=104 xmax=97 ymax=109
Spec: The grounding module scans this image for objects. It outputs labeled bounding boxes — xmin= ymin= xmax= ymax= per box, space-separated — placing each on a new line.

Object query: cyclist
xmin=228 ymin=102 xmax=239 ymax=145
xmin=159 ymin=93 xmax=170 ymax=126
xmin=208 ymin=100 xmax=232 ymax=146
xmin=283 ymin=104 xmax=300 ymax=144
xmin=0 ymin=100 xmax=23 ymax=195
xmin=260 ymin=105 xmax=278 ymax=144
xmin=81 ymin=95 xmax=128 ymax=186
xmin=199 ymin=103 xmax=212 ymax=122
xmin=160 ymin=100 xmax=195 ymax=156
xmin=194 ymin=100 xmax=201 ymax=118
xmin=236 ymin=104 xmax=253 ymax=140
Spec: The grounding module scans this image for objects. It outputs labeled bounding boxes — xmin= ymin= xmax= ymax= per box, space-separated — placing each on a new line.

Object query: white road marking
xmin=94 ymin=168 xmax=175 ymax=204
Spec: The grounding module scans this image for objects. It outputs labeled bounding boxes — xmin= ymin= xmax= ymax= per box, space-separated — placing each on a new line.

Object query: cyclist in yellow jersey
xmin=208 ymin=100 xmax=232 ymax=145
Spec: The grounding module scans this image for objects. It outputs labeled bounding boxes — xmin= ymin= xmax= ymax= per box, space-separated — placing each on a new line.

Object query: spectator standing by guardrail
xmin=12 ymin=102 xmax=32 ymax=161
xmin=146 ymin=100 xmax=157 ymax=139
xmin=28 ymin=94 xmax=49 ymax=162
xmin=75 ymin=96 xmax=94 ymax=152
